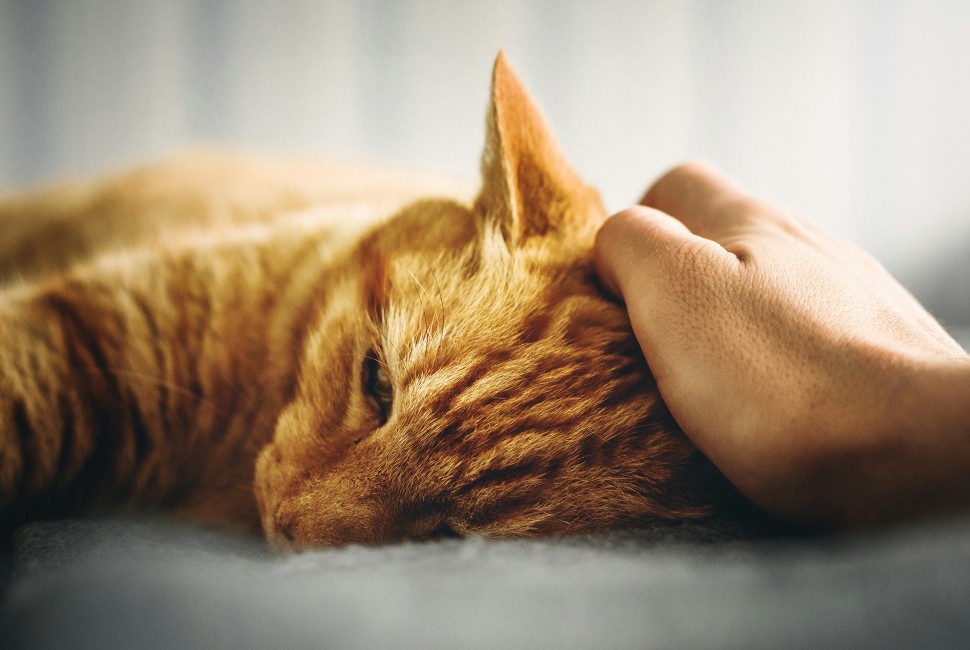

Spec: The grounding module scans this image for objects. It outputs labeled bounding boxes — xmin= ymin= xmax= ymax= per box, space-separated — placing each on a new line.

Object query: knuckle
xmin=608 ymin=205 xmax=655 ymax=231
xmin=598 ymin=207 xmax=648 ymax=252
xmin=668 ymin=159 xmax=718 ymax=181
xmin=670 ymin=239 xmax=715 ymax=288
xmin=720 ymin=196 xmax=803 ymax=243
xmin=670 ymin=237 xmax=746 ymax=300
xmin=646 ymin=160 xmax=714 ymax=202
xmin=600 ymin=206 xmax=670 ymax=251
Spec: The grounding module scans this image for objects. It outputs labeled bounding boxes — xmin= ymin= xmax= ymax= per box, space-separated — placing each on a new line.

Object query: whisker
xmin=74 ymin=365 xmax=240 ymax=421
xmin=406 ymin=258 xmax=441 ymax=364
xmin=372 ymin=319 xmax=408 ymax=369
xmin=330 ymin=351 xmax=395 ymax=383
xmin=223 ymin=482 xmax=257 ymax=493
xmin=75 ymin=365 xmax=286 ymax=460
xmin=404 ymin=266 xmax=434 ymax=331
xmin=419 ymin=251 xmax=449 ymax=347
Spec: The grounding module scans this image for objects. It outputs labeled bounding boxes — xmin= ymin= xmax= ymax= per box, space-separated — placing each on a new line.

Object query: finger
xmin=595 ymin=205 xmax=738 ymax=397
xmin=641 ymin=160 xmax=766 ymax=242
xmin=594 ymin=205 xmax=731 ymax=300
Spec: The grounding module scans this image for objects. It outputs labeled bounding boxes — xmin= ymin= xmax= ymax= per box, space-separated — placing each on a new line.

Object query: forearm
xmin=796 ymin=355 xmax=970 ymax=529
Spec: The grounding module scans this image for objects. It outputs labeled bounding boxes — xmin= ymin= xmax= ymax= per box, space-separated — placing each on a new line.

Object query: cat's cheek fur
xmin=253 ymin=275 xmax=387 ymax=546
xmin=254 ymin=391 xmax=385 ymax=547
xmin=256 ymin=459 xmax=387 ymax=548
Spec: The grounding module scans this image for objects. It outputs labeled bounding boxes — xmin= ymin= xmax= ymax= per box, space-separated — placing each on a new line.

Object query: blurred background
xmin=0 ymin=0 xmax=967 ymax=337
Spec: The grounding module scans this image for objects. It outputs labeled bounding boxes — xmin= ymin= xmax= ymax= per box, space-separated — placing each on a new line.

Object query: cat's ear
xmin=475 ymin=52 xmax=605 ymax=243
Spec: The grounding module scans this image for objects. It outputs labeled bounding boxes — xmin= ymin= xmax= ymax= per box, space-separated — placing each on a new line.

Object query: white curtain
xmin=1 ymin=0 xmax=969 ymax=288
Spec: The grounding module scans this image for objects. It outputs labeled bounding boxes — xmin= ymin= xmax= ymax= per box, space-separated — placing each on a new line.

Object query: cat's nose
xmin=271 ymin=510 xmax=298 ymax=551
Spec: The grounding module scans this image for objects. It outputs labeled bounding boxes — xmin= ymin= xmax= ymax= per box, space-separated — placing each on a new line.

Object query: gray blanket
xmin=2 ymin=513 xmax=970 ymax=649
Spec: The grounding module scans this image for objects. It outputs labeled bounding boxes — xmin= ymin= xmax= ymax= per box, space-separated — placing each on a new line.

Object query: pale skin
xmin=594 ymin=161 xmax=970 ymax=530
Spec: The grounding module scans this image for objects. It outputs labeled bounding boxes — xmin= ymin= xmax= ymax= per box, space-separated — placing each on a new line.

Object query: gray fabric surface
xmin=2 ymin=514 xmax=970 ymax=649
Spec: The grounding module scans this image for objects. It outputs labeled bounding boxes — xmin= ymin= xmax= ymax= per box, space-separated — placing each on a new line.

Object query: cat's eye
xmin=363 ymin=351 xmax=393 ymax=427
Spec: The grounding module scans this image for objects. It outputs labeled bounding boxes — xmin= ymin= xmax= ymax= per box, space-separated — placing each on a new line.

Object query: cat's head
xmin=254 ymin=53 xmax=735 ymax=547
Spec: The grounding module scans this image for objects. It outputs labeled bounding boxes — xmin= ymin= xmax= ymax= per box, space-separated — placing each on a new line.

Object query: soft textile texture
xmin=2 ymin=514 xmax=970 ymax=649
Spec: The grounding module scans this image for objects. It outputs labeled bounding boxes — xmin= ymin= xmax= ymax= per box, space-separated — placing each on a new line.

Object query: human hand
xmin=594 ymin=161 xmax=970 ymax=528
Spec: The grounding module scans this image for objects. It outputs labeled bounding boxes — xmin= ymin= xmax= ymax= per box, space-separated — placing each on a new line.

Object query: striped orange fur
xmin=0 ymin=54 xmax=750 ymax=547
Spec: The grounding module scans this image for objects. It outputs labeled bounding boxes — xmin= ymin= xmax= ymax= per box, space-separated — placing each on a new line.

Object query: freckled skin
xmin=0 ymin=54 xmax=753 ymax=546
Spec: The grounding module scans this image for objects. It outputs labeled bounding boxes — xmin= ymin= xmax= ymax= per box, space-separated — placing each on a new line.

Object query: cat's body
xmin=0 ymin=55 xmax=752 ymax=546
xmin=1 ymin=152 xmax=469 ymax=532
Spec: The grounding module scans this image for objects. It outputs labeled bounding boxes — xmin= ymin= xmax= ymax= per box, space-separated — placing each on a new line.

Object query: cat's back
xmin=0 ymin=149 xmax=472 ymax=286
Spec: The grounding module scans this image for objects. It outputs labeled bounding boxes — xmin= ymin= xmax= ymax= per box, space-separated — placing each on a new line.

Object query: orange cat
xmin=0 ymin=54 xmax=751 ymax=547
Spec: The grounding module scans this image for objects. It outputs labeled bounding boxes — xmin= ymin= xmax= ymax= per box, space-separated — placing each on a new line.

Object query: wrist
xmin=845 ymin=353 xmax=970 ymax=527
xmin=909 ymin=355 xmax=970 ymax=445
xmin=777 ymin=350 xmax=970 ymax=530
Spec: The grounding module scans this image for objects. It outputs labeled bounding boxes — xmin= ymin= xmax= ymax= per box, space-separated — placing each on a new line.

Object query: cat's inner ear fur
xmin=475 ymin=52 xmax=606 ymax=245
